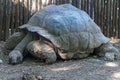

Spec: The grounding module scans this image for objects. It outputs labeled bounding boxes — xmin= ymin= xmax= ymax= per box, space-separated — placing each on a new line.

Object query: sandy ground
xmin=0 ymin=41 xmax=120 ymax=80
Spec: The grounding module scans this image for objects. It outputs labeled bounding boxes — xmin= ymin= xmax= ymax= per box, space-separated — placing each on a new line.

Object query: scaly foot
xmin=9 ymin=50 xmax=23 ymax=64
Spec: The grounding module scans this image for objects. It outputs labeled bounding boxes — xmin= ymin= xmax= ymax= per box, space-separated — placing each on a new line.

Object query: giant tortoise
xmin=4 ymin=4 xmax=120 ymax=64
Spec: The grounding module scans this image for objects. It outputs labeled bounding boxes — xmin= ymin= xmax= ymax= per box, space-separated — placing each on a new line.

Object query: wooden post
xmin=14 ymin=0 xmax=20 ymax=30
xmin=113 ymin=0 xmax=117 ymax=37
xmin=23 ymin=0 xmax=29 ymax=24
xmin=29 ymin=0 xmax=32 ymax=18
xmin=114 ymin=0 xmax=118 ymax=38
xmin=11 ymin=0 xmax=15 ymax=34
xmin=97 ymin=0 xmax=100 ymax=26
xmin=86 ymin=0 xmax=90 ymax=14
xmin=90 ymin=0 xmax=93 ymax=18
xmin=106 ymin=0 xmax=110 ymax=37
xmin=5 ymin=0 xmax=12 ymax=39
xmin=119 ymin=0 xmax=120 ymax=38
xmin=93 ymin=0 xmax=97 ymax=23
xmin=0 ymin=0 xmax=3 ymax=40
xmin=99 ymin=0 xmax=102 ymax=28
xmin=19 ymin=0 xmax=23 ymax=26
xmin=72 ymin=0 xmax=80 ymax=8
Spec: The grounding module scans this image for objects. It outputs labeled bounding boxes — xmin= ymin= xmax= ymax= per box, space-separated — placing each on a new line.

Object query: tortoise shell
xmin=19 ymin=4 xmax=110 ymax=54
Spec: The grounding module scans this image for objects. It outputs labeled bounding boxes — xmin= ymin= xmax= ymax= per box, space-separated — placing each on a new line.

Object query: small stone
xmin=22 ymin=72 xmax=37 ymax=80
xmin=105 ymin=52 xmax=115 ymax=61
xmin=37 ymin=75 xmax=43 ymax=80
xmin=0 ymin=59 xmax=3 ymax=64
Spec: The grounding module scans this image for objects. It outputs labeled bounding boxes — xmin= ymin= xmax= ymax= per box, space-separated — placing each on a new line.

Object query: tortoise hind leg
xmin=95 ymin=43 xmax=120 ymax=61
xmin=26 ymin=40 xmax=57 ymax=64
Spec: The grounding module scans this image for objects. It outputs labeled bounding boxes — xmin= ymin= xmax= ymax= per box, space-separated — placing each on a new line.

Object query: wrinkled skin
xmin=9 ymin=50 xmax=23 ymax=64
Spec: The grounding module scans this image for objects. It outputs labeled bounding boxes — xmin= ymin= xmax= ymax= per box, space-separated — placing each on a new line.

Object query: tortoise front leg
xmin=4 ymin=32 xmax=25 ymax=55
xmin=9 ymin=32 xmax=33 ymax=64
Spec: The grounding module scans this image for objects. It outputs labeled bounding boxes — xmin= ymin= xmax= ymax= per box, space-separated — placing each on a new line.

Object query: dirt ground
xmin=1 ymin=41 xmax=120 ymax=80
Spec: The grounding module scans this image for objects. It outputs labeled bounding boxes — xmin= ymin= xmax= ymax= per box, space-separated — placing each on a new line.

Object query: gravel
xmin=0 ymin=41 xmax=120 ymax=80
